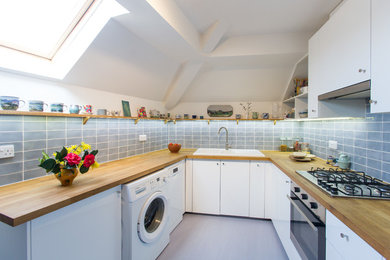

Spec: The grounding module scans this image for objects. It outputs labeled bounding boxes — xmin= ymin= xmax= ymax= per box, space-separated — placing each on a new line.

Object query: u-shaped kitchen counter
xmin=0 ymin=149 xmax=389 ymax=258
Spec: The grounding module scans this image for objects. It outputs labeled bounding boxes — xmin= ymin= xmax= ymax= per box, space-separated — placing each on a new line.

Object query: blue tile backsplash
xmin=0 ymin=111 xmax=390 ymax=186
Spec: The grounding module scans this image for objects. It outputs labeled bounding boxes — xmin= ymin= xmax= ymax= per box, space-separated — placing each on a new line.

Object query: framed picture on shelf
xmin=122 ymin=100 xmax=131 ymax=117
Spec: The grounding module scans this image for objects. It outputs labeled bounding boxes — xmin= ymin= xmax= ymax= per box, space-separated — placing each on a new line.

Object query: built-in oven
xmin=289 ymin=182 xmax=326 ymax=260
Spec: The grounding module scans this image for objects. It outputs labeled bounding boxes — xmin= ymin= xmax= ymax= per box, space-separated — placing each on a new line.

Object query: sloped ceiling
xmin=63 ymin=0 xmax=342 ymax=108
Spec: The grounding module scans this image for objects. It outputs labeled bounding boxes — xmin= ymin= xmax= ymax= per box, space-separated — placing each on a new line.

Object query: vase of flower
xmin=56 ymin=167 xmax=79 ymax=186
xmin=39 ymin=142 xmax=99 ymax=186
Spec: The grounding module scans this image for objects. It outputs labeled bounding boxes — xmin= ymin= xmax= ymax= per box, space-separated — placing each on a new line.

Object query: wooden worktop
xmin=262 ymin=151 xmax=390 ymax=259
xmin=0 ymin=149 xmax=389 ymax=258
xmin=0 ymin=149 xmax=193 ymax=227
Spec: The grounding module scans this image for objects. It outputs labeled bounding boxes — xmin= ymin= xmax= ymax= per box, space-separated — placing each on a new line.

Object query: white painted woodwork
xmin=220 ymin=160 xmax=250 ymax=216
xmin=249 ymin=161 xmax=266 ymax=218
xmin=370 ymin=0 xmax=390 ymax=113
xmin=30 ymin=187 xmax=121 ymax=260
xmin=164 ymin=61 xmax=203 ymax=110
xmin=264 ymin=162 xmax=276 ymax=219
xmin=185 ymin=159 xmax=193 ymax=212
xmin=326 ymin=240 xmax=344 ymax=260
xmin=270 ymin=164 xmax=301 ymax=260
xmin=192 ymin=159 xmax=221 ymax=214
xmin=308 ymin=0 xmax=370 ymax=118
xmin=0 ymin=222 xmax=27 ymax=260
xmin=201 ymin=20 xmax=229 ymax=53
xmin=326 ymin=210 xmax=382 ymax=260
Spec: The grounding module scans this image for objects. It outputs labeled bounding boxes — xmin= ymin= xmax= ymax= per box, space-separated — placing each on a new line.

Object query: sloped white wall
xmin=0 ymin=70 xmax=165 ymax=116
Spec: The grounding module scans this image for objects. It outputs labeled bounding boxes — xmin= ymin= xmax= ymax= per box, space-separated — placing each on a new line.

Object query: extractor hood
xmin=318 ymin=80 xmax=370 ymax=100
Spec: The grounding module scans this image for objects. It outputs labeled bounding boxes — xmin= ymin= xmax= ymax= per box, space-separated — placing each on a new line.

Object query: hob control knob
xmin=294 ymin=187 xmax=301 ymax=193
xmin=301 ymin=194 xmax=308 ymax=200
xmin=310 ymin=202 xmax=318 ymax=209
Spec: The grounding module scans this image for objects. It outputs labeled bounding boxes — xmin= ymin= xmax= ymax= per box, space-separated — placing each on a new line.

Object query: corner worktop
xmin=0 ymin=149 xmax=389 ymax=258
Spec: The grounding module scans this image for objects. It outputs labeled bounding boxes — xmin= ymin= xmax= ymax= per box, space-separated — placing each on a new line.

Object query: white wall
xmin=0 ymin=70 xmax=166 ymax=116
xmin=168 ymin=101 xmax=282 ymax=119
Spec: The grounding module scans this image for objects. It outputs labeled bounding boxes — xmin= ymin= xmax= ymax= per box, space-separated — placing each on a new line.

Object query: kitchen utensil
xmin=289 ymin=154 xmax=311 ymax=162
xmin=0 ymin=96 xmax=25 ymax=111
xmin=51 ymin=103 xmax=67 ymax=113
xmin=83 ymin=105 xmax=92 ymax=114
xmin=28 ymin=100 xmax=47 ymax=112
xmin=337 ymin=154 xmax=351 ymax=169
xmin=97 ymin=109 xmax=109 ymax=115
xmin=69 ymin=105 xmax=82 ymax=114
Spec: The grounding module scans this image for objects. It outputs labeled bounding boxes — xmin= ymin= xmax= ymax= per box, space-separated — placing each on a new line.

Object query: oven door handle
xmin=287 ymin=195 xmax=318 ymax=232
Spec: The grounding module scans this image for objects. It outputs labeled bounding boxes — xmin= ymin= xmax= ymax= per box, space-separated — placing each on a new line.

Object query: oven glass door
xmin=289 ymin=192 xmax=325 ymax=260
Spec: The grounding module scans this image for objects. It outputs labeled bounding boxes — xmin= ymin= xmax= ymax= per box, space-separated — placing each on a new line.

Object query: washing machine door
xmin=137 ymin=191 xmax=168 ymax=243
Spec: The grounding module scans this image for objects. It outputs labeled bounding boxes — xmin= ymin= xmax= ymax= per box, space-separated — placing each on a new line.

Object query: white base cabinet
xmin=249 ymin=161 xmax=267 ymax=218
xmin=0 ymin=186 xmax=121 ymax=260
xmin=326 ymin=210 xmax=382 ymax=260
xmin=192 ymin=159 xmax=221 ymax=214
xmin=220 ymin=160 xmax=250 ymax=216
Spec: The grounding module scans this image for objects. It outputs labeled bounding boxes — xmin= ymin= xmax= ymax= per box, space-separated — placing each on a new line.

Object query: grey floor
xmin=157 ymin=213 xmax=288 ymax=260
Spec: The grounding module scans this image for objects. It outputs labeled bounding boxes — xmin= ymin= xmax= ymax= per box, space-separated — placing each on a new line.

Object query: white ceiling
xmin=61 ymin=0 xmax=342 ymax=107
xmin=175 ymin=0 xmax=342 ymax=36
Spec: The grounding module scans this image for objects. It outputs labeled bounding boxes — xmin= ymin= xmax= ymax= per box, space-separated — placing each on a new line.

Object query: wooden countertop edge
xmin=267 ymin=154 xmax=389 ymax=259
xmin=187 ymin=155 xmax=270 ymax=161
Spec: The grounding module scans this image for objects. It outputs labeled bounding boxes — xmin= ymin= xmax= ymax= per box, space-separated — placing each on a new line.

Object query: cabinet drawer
xmin=326 ymin=210 xmax=381 ymax=260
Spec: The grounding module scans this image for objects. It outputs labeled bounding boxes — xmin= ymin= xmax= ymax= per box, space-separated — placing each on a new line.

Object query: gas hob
xmin=296 ymin=168 xmax=390 ymax=199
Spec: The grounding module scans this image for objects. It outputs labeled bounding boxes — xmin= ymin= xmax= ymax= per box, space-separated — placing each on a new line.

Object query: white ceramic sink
xmin=193 ymin=148 xmax=265 ymax=157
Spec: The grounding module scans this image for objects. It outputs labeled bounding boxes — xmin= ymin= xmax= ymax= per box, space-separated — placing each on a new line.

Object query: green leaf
xmin=52 ymin=164 xmax=61 ymax=174
xmin=42 ymin=151 xmax=50 ymax=160
xmin=82 ymin=150 xmax=89 ymax=160
xmin=39 ymin=158 xmax=57 ymax=171
xmin=56 ymin=147 xmax=68 ymax=161
xmin=90 ymin=150 xmax=98 ymax=156
xmin=80 ymin=165 xmax=89 ymax=174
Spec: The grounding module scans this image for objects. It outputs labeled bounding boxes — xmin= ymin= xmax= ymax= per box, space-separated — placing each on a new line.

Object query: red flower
xmin=64 ymin=153 xmax=81 ymax=166
xmin=83 ymin=154 xmax=95 ymax=168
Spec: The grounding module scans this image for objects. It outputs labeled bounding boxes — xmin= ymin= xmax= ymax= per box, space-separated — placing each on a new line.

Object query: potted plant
xmin=39 ymin=142 xmax=99 ymax=186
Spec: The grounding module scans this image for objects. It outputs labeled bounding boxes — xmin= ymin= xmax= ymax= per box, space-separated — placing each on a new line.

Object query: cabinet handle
xmin=285 ymin=180 xmax=290 ymax=184
xmin=369 ymin=100 xmax=377 ymax=104
xmin=257 ymin=164 xmax=259 ymax=167
xmin=340 ymin=233 xmax=349 ymax=241
xmin=217 ymin=163 xmax=219 ymax=165
xmin=222 ymin=163 xmax=225 ymax=166
xmin=358 ymin=68 xmax=366 ymax=73
xmin=311 ymin=109 xmax=316 ymax=112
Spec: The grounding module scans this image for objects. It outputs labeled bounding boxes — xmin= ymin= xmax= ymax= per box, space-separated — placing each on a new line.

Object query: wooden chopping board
xmin=289 ymin=154 xmax=312 ymax=162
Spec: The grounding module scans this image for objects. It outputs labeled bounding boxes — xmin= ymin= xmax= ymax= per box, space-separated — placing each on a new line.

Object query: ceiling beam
xmin=201 ymin=20 xmax=229 ymax=53
xmin=164 ymin=61 xmax=203 ymax=110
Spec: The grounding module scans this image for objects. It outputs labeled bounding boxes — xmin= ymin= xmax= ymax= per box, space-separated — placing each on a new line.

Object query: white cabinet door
xmin=326 ymin=240 xmax=344 ymax=260
xmin=326 ymin=210 xmax=382 ymax=260
xmin=270 ymin=165 xmax=301 ymax=260
xmin=220 ymin=160 xmax=250 ymax=216
xmin=185 ymin=159 xmax=193 ymax=212
xmin=264 ymin=162 xmax=276 ymax=219
xmin=30 ymin=186 xmax=121 ymax=260
xmin=249 ymin=161 xmax=266 ymax=218
xmin=192 ymin=159 xmax=221 ymax=214
xmin=371 ymin=0 xmax=390 ymax=113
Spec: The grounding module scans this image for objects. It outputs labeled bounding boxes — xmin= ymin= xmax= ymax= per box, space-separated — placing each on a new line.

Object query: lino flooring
xmin=157 ymin=213 xmax=288 ymax=260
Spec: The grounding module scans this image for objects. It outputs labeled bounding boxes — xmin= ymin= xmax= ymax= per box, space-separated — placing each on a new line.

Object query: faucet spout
xmin=218 ymin=127 xmax=230 ymax=150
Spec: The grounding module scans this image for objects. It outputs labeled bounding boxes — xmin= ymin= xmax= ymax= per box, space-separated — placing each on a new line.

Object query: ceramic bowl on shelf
xmin=168 ymin=143 xmax=181 ymax=153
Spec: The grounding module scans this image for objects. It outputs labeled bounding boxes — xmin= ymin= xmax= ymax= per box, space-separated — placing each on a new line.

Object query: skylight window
xmin=0 ymin=0 xmax=95 ymax=60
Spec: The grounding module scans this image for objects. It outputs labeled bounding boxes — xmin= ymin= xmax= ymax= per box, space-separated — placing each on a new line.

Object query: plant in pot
xmin=38 ymin=142 xmax=99 ymax=186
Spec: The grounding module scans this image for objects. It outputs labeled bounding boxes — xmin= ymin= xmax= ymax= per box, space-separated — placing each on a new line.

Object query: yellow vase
xmin=55 ymin=167 xmax=79 ymax=186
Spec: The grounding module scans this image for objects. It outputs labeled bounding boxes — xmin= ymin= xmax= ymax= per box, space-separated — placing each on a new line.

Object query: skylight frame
xmin=0 ymin=0 xmax=96 ymax=60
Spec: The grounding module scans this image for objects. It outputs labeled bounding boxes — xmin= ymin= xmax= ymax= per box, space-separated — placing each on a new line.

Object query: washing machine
xmin=122 ymin=169 xmax=170 ymax=260
xmin=166 ymin=160 xmax=185 ymax=234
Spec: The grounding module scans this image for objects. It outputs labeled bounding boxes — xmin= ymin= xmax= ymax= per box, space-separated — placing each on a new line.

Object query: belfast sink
xmin=193 ymin=148 xmax=265 ymax=157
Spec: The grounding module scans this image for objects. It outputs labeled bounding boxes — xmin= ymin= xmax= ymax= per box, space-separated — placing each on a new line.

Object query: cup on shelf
xmin=252 ymin=112 xmax=259 ymax=119
xmin=69 ymin=105 xmax=82 ymax=114
xmin=97 ymin=109 xmax=109 ymax=115
xmin=0 ymin=96 xmax=25 ymax=111
xmin=50 ymin=103 xmax=67 ymax=113
xmin=83 ymin=105 xmax=92 ymax=114
xmin=28 ymin=100 xmax=47 ymax=112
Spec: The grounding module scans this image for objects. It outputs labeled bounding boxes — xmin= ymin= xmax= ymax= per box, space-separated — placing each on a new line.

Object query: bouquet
xmin=39 ymin=142 xmax=99 ymax=175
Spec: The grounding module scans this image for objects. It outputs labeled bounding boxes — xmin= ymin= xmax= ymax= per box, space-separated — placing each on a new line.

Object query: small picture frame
xmin=122 ymin=100 xmax=131 ymax=117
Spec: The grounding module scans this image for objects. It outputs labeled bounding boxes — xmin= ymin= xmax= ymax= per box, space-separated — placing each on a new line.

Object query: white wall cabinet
xmin=192 ymin=159 xmax=221 ymax=214
xmin=371 ymin=0 xmax=390 ymax=113
xmin=326 ymin=210 xmax=382 ymax=260
xmin=0 ymin=186 xmax=122 ymax=260
xmin=308 ymin=0 xmax=370 ymax=118
xmin=220 ymin=160 xmax=250 ymax=216
xmin=249 ymin=161 xmax=267 ymax=218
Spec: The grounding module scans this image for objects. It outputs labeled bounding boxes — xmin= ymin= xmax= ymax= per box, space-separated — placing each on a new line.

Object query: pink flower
xmin=64 ymin=153 xmax=81 ymax=166
xmin=83 ymin=154 xmax=95 ymax=168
